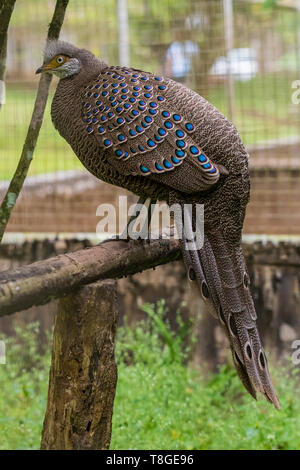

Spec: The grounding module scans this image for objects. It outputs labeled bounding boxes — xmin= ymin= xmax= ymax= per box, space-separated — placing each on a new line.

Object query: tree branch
xmin=0 ymin=0 xmax=69 ymax=242
xmin=0 ymin=238 xmax=181 ymax=317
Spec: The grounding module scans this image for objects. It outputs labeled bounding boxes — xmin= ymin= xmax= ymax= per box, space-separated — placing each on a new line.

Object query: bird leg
xmin=99 ymin=196 xmax=156 ymax=244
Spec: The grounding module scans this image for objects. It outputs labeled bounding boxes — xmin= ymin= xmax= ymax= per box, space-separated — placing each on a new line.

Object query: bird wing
xmin=80 ymin=66 xmax=227 ymax=193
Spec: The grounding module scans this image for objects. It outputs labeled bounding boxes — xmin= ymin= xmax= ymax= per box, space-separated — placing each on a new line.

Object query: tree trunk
xmin=41 ymin=279 xmax=118 ymax=450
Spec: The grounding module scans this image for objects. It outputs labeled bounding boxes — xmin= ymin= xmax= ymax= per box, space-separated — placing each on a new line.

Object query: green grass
xmin=1 ymin=72 xmax=299 ymax=180
xmin=1 ymin=301 xmax=300 ymax=450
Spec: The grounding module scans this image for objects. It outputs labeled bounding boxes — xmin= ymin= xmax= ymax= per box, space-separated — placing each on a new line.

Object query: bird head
xmin=35 ymin=40 xmax=84 ymax=78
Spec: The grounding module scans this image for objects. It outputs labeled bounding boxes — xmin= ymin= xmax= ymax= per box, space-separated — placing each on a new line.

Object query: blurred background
xmin=1 ymin=0 xmax=300 ymax=450
xmin=1 ymin=0 xmax=300 ymax=234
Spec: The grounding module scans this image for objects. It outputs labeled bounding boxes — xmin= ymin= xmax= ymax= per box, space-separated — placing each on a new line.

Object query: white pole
xmin=223 ymin=0 xmax=235 ymax=122
xmin=117 ymin=0 xmax=130 ymax=67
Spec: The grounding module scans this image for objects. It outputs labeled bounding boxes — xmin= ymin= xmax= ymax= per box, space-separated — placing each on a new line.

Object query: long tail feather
xmin=171 ymin=192 xmax=280 ymax=410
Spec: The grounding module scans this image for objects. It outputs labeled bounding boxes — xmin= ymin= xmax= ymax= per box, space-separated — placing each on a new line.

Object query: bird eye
xmin=56 ymin=56 xmax=64 ymax=64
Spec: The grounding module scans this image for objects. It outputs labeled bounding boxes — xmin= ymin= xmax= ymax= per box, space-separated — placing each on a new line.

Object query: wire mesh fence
xmin=1 ymin=0 xmax=300 ymax=235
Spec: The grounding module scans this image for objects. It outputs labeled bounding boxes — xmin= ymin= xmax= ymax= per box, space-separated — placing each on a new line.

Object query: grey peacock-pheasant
xmin=36 ymin=39 xmax=280 ymax=410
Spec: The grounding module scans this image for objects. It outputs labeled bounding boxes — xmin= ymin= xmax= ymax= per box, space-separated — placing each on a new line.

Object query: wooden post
xmin=41 ymin=279 xmax=118 ymax=450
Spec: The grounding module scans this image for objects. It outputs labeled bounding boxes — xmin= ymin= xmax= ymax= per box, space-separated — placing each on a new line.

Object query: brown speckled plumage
xmin=42 ymin=40 xmax=279 ymax=409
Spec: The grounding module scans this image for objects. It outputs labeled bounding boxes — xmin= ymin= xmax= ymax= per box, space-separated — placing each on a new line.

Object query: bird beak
xmin=35 ymin=63 xmax=53 ymax=74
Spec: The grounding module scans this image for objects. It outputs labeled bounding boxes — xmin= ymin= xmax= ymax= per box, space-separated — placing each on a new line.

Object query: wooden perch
xmin=0 ymin=238 xmax=181 ymax=317
xmin=41 ymin=280 xmax=118 ymax=450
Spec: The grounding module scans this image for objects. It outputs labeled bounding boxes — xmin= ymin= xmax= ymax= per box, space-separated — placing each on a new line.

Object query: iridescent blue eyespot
xmin=121 ymin=94 xmax=127 ymax=99
xmin=162 ymin=111 xmax=170 ymax=118
xmin=103 ymin=83 xmax=109 ymax=88
xmin=124 ymin=103 xmax=131 ymax=109
xmin=136 ymin=125 xmax=143 ymax=133
xmin=203 ymin=163 xmax=211 ymax=169
xmin=133 ymin=92 xmax=139 ymax=97
xmin=157 ymin=96 xmax=164 ymax=101
xmin=139 ymin=100 xmax=146 ymax=106
xmin=87 ymin=92 xmax=92 ymax=96
xmin=154 ymin=134 xmax=162 ymax=142
xmin=132 ymin=110 xmax=139 ymax=116
xmin=94 ymin=93 xmax=99 ymax=98
xmin=96 ymin=101 xmax=101 ymax=106
xmin=175 ymin=149 xmax=185 ymax=158
xmin=121 ymin=88 xmax=128 ymax=93
xmin=87 ymin=112 xmax=92 ymax=117
xmin=113 ymin=74 xmax=119 ymax=78
xmin=138 ymin=145 xmax=145 ymax=152
xmin=86 ymin=118 xmax=91 ymax=123
xmin=150 ymin=102 xmax=157 ymax=108
xmin=101 ymin=115 xmax=107 ymax=122
xmin=155 ymin=77 xmax=163 ymax=81
xmin=176 ymin=140 xmax=186 ymax=148
xmin=111 ymin=101 xmax=117 ymax=107
xmin=104 ymin=139 xmax=111 ymax=146
xmin=109 ymin=96 xmax=115 ymax=101
xmin=198 ymin=154 xmax=207 ymax=163
xmin=190 ymin=146 xmax=199 ymax=155
xmin=164 ymin=121 xmax=173 ymax=129
xmin=144 ymin=93 xmax=151 ymax=98
xmin=117 ymin=117 xmax=124 ymax=124
xmin=129 ymin=97 xmax=136 ymax=103
xmin=102 ymin=91 xmax=108 ymax=96
xmin=108 ymin=125 xmax=113 ymax=130
xmin=138 ymin=106 xmax=146 ymax=111
xmin=173 ymin=114 xmax=181 ymax=121
xmin=98 ymin=126 xmax=105 ymax=133
xmin=95 ymin=84 xmax=100 ymax=89
xmin=147 ymin=139 xmax=156 ymax=148
xmin=85 ymin=103 xmax=91 ymax=108
xmin=208 ymin=168 xmax=217 ymax=174
xmin=132 ymin=74 xmax=139 ymax=78
xmin=158 ymin=85 xmax=166 ymax=90
xmin=140 ymin=165 xmax=149 ymax=173
xmin=92 ymin=117 xmax=97 ymax=123
xmin=112 ymin=83 xmax=118 ymax=87
xmin=185 ymin=123 xmax=194 ymax=132
xmin=149 ymin=109 xmax=157 ymax=115
xmin=141 ymin=121 xmax=148 ymax=128
xmin=108 ymin=112 xmax=114 ymax=118
xmin=112 ymin=89 xmax=118 ymax=94
xmin=104 ymin=106 xmax=109 ymax=111
xmin=155 ymin=162 xmax=164 ymax=171
xmin=158 ymin=128 xmax=166 ymax=136
xmin=124 ymin=151 xmax=129 ymax=158
xmin=145 ymin=116 xmax=152 ymax=123
xmin=130 ymin=147 xmax=136 ymax=153
xmin=131 ymin=78 xmax=137 ymax=82
xmin=163 ymin=160 xmax=172 ymax=168
xmin=115 ymin=149 xmax=123 ymax=157
xmin=129 ymin=129 xmax=137 ymax=136
xmin=176 ymin=130 xmax=185 ymax=138
xmin=133 ymin=86 xmax=140 ymax=91
xmin=171 ymin=156 xmax=181 ymax=164
xmin=144 ymin=85 xmax=151 ymax=90
xmin=119 ymin=83 xmax=125 ymax=87
xmin=118 ymin=134 xmax=126 ymax=142
xmin=141 ymin=76 xmax=147 ymax=80
xmin=116 ymin=106 xmax=123 ymax=113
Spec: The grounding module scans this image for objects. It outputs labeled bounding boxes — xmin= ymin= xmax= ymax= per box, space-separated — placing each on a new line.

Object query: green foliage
xmin=1 ymin=306 xmax=300 ymax=450
xmin=0 ymin=322 xmax=51 ymax=450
